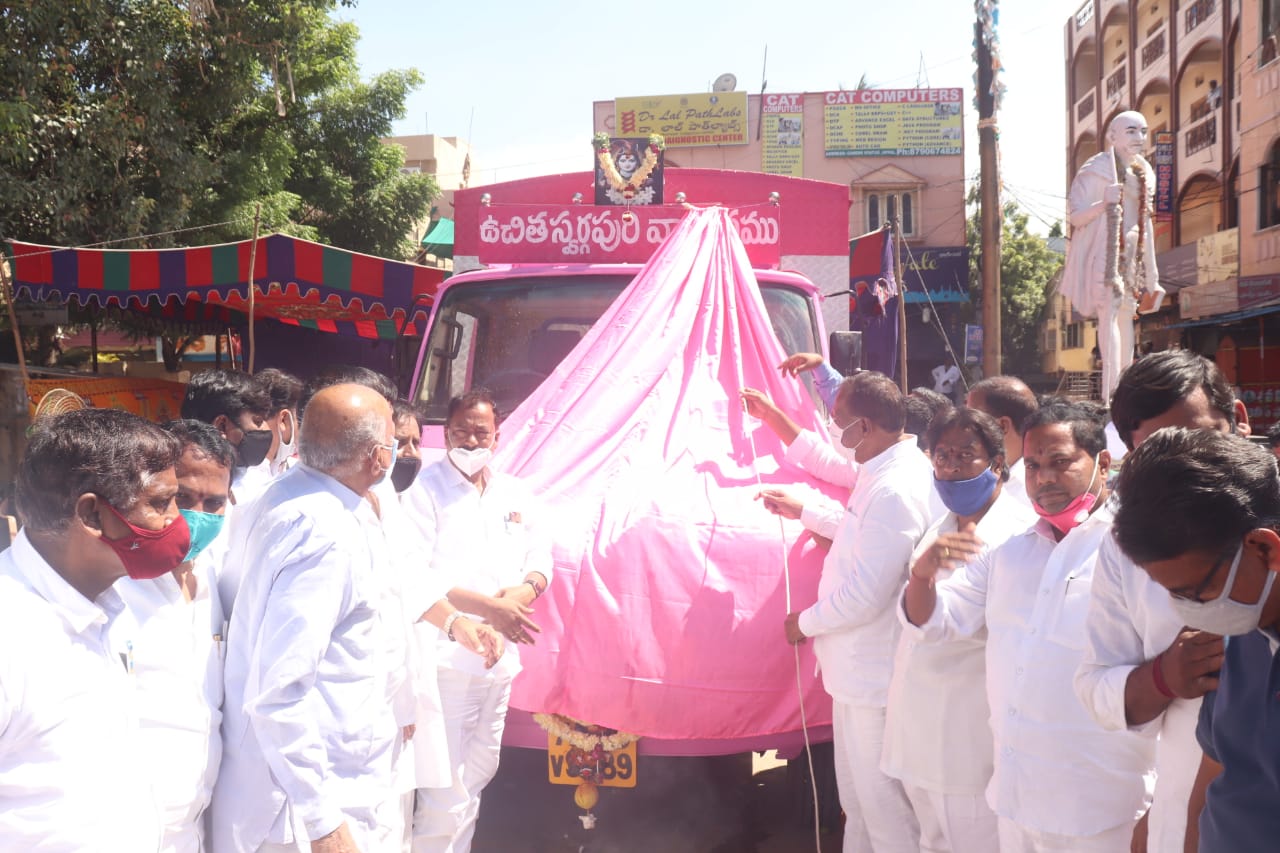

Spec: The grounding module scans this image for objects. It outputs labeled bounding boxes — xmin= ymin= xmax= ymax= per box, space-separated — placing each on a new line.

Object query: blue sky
xmin=343 ymin=0 xmax=1085 ymax=234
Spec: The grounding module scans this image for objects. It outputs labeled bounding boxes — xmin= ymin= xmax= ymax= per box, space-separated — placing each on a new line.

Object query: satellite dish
xmin=712 ymin=73 xmax=738 ymax=93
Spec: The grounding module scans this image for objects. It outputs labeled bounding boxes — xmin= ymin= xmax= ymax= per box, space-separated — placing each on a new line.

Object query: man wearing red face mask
xmin=903 ymin=400 xmax=1155 ymax=852
xmin=0 ymin=408 xmax=189 ymax=850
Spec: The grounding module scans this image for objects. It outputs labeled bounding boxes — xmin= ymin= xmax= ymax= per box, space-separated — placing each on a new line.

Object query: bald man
xmin=212 ymin=385 xmax=457 ymax=853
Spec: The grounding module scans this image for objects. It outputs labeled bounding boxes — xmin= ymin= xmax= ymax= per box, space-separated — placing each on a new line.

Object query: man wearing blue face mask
xmin=1113 ymin=428 xmax=1280 ymax=853
xmin=903 ymin=400 xmax=1155 ymax=852
xmin=112 ymin=418 xmax=234 ymax=853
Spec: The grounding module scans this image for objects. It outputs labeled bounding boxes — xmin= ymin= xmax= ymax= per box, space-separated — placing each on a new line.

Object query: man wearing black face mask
xmin=180 ymin=370 xmax=274 ymax=500
xmin=391 ymin=400 xmax=425 ymax=494
xmin=0 ymin=409 xmax=186 ymax=849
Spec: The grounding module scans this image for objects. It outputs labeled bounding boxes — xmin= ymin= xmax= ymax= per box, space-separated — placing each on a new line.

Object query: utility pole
xmin=894 ymin=220 xmax=908 ymax=392
xmin=976 ymin=4 xmax=1002 ymax=377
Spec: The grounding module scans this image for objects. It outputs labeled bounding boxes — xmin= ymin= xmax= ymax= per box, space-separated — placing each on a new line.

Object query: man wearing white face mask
xmin=1112 ymin=428 xmax=1280 ymax=853
xmin=256 ymin=368 xmax=303 ymax=478
xmin=403 ymin=389 xmax=552 ymax=853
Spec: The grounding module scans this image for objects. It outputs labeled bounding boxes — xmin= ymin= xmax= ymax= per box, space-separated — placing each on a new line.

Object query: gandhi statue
xmin=1060 ymin=110 xmax=1166 ymax=401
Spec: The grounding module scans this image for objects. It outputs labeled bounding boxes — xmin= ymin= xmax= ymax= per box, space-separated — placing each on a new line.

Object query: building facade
xmin=591 ymin=91 xmax=969 ymax=385
xmin=1063 ymin=0 xmax=1280 ymax=424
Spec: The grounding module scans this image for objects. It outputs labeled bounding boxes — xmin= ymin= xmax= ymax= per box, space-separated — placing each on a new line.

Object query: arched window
xmin=887 ymin=194 xmax=898 ymax=227
xmin=901 ymin=193 xmax=914 ymax=235
xmin=868 ymin=194 xmax=880 ymax=231
xmin=1261 ymin=139 xmax=1280 ymax=229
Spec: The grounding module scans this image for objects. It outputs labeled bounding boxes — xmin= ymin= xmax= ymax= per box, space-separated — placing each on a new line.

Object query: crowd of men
xmin=744 ymin=349 xmax=1279 ymax=853
xmin=0 ymin=367 xmax=549 ymax=853
xmin=2 ymin=348 xmax=1278 ymax=853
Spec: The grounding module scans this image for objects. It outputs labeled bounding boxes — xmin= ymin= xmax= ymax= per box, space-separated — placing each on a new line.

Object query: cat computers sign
xmin=614 ymin=92 xmax=749 ymax=147
xmin=823 ymin=88 xmax=963 ymax=157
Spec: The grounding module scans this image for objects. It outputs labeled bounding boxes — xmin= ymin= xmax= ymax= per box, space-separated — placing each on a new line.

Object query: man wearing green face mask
xmin=112 ymin=418 xmax=235 ymax=853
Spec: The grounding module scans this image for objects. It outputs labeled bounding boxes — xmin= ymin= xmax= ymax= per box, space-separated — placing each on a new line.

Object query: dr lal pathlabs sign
xmin=615 ymin=92 xmax=749 ymax=147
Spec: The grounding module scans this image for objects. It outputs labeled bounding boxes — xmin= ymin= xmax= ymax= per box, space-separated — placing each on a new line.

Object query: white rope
xmin=743 ymin=407 xmax=823 ymax=853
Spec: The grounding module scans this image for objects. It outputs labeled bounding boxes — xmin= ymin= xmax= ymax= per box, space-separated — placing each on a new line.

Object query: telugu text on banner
xmin=615 ymin=92 xmax=749 ymax=147
xmin=762 ymin=94 xmax=805 ymax=177
xmin=473 ymin=203 xmax=781 ymax=267
xmin=823 ymin=88 xmax=963 ymax=157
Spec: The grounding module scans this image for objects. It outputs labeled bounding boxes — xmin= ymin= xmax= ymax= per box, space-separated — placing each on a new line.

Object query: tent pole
xmin=894 ymin=220 xmax=908 ymax=393
xmin=246 ymin=202 xmax=262 ymax=374
xmin=89 ymin=307 xmax=99 ymax=374
xmin=0 ymin=258 xmax=30 ymax=403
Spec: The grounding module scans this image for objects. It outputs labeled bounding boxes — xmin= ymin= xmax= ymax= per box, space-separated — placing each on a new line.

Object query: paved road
xmin=472 ymin=746 xmax=844 ymax=852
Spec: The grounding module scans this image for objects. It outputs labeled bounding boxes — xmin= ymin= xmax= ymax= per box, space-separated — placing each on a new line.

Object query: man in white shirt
xmin=404 ymin=390 xmax=553 ymax=853
xmin=0 ymin=408 xmax=191 ymax=851
xmin=783 ymin=371 xmax=941 ymax=853
xmin=211 ymin=383 xmax=409 ymax=853
xmin=903 ymin=400 xmax=1154 ymax=852
xmin=114 ymin=419 xmax=236 ymax=853
xmin=1074 ymin=351 xmax=1246 ymax=852
xmin=255 ymin=367 xmax=304 ymax=478
xmin=966 ymin=376 xmax=1039 ymax=509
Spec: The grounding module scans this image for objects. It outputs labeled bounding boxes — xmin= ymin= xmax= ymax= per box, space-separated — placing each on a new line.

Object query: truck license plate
xmin=546 ymin=735 xmax=638 ymax=788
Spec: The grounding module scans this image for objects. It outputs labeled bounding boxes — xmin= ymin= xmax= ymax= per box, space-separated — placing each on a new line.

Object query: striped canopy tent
xmin=3 ymin=233 xmax=445 ymax=340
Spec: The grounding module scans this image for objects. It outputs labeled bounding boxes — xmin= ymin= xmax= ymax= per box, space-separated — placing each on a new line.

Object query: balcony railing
xmin=1185 ymin=0 xmax=1215 ymax=34
xmin=1141 ymin=31 xmax=1166 ymax=68
xmin=1106 ymin=65 xmax=1127 ymax=100
xmin=1077 ymin=90 xmax=1096 ymax=122
xmin=1185 ymin=114 xmax=1217 ymax=155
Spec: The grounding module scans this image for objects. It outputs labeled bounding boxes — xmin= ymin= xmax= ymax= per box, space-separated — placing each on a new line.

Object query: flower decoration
xmin=534 ymin=712 xmax=640 ymax=753
xmin=593 ymin=133 xmax=665 ymax=206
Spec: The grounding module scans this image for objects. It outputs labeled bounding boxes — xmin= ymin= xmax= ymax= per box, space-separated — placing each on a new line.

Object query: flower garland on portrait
xmin=593 ymin=133 xmax=664 ymax=206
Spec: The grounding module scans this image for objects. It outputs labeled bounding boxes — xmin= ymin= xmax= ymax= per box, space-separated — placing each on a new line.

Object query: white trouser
xmin=255 ymin=843 xmax=302 ymax=853
xmin=996 ymin=816 xmax=1134 ymax=853
xmin=412 ymin=667 xmax=513 ymax=853
xmin=832 ymin=702 xmax=919 ymax=853
xmin=1097 ymin=283 xmax=1137 ymax=402
xmin=903 ymin=782 xmax=998 ymax=853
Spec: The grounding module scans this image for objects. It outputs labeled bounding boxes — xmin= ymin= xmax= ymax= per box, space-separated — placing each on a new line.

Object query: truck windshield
xmin=414 ymin=273 xmax=819 ymax=423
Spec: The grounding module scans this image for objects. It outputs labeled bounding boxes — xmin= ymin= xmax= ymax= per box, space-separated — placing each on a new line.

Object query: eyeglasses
xmin=1170 ymin=546 xmax=1235 ymax=603
xmin=931 ymin=448 xmax=988 ymax=469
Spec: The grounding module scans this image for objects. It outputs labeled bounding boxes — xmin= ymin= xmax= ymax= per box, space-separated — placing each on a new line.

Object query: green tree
xmin=967 ymin=195 xmax=1064 ymax=375
xmin=1 ymin=2 xmax=434 ymax=259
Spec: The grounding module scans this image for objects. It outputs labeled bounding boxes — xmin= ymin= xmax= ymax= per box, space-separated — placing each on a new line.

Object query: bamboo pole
xmin=894 ymin=220 xmax=908 ymax=392
xmin=0 ymin=258 xmax=30 ymax=405
xmin=246 ymin=203 xmax=262 ymax=374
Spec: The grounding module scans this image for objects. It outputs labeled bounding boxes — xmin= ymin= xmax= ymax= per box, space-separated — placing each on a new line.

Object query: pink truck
xmin=409 ymin=168 xmax=852 ymax=765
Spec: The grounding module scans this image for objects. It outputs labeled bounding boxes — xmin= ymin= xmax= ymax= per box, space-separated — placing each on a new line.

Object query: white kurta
xmin=785 ymin=429 xmax=858 ymax=540
xmin=1074 ymin=530 xmax=1200 ymax=853
xmin=0 ymin=531 xmax=161 ymax=852
xmin=113 ymin=548 xmax=226 ymax=853
xmin=882 ymin=488 xmax=1038 ymax=795
xmin=403 ymin=459 xmax=553 ymax=678
xmin=797 ymin=437 xmax=943 ymax=707
xmin=908 ymin=504 xmax=1155 ymax=838
xmin=210 ymin=465 xmax=398 ymax=853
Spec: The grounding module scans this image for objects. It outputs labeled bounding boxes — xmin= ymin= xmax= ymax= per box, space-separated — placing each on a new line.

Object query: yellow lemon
xmin=574 ymin=781 xmax=599 ymax=810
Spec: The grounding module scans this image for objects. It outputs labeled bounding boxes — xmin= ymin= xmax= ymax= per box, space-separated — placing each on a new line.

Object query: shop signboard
xmin=823 ymin=88 xmax=963 ymax=157
xmin=1154 ymin=131 xmax=1174 ymax=221
xmin=1196 ymin=228 xmax=1238 ymax=285
xmin=1237 ymin=275 xmax=1280 ymax=310
xmin=614 ymin=92 xmax=749 ymax=148
xmin=903 ymin=246 xmax=969 ymax=303
xmin=762 ymin=94 xmax=804 ymax=178
xmin=964 ymin=324 xmax=983 ymax=364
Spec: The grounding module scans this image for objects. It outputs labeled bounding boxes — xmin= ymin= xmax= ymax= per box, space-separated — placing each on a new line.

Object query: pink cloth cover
xmin=495 ymin=207 xmax=844 ymax=740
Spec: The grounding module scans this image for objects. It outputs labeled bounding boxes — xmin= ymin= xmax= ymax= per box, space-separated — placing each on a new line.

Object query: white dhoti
xmin=411 ymin=667 xmax=513 ymax=853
